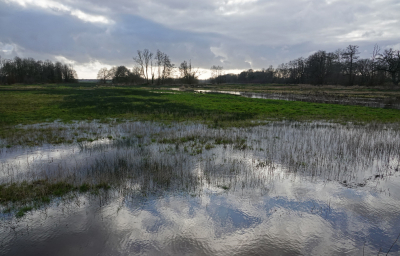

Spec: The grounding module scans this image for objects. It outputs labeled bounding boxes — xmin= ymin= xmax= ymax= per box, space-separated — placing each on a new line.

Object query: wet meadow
xmin=1 ymin=83 xmax=400 ymax=255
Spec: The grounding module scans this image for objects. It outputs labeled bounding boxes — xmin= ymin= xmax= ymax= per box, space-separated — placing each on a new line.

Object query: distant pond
xmin=188 ymin=89 xmax=400 ymax=110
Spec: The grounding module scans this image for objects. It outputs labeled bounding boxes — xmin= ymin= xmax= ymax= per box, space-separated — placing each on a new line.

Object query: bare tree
xmin=342 ymin=45 xmax=360 ymax=86
xmin=356 ymin=59 xmax=375 ymax=86
xmin=161 ymin=52 xmax=174 ymax=84
xmin=133 ymin=51 xmax=144 ymax=80
xmin=155 ymin=50 xmax=163 ymax=85
xmin=62 ymin=64 xmax=78 ymax=82
xmin=132 ymin=66 xmax=141 ymax=76
xmin=210 ymin=65 xmax=224 ymax=84
xmin=150 ymin=59 xmax=155 ymax=85
xmin=129 ymin=65 xmax=142 ymax=84
xmin=0 ymin=56 xmax=4 ymax=84
xmin=155 ymin=50 xmax=167 ymax=85
xmin=107 ymin=67 xmax=117 ymax=82
xmin=287 ymin=58 xmax=305 ymax=84
xmin=154 ymin=50 xmax=174 ymax=85
xmin=179 ymin=60 xmax=199 ymax=84
xmin=97 ymin=67 xmax=111 ymax=84
xmin=133 ymin=49 xmax=153 ymax=84
xmin=376 ymin=48 xmax=400 ymax=86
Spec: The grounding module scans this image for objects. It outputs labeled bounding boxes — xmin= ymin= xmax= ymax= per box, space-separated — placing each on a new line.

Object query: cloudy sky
xmin=1 ymin=0 xmax=399 ymax=79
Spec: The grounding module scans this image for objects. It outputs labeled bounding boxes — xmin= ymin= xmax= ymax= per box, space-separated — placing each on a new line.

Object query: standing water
xmin=0 ymin=121 xmax=399 ymax=255
xmin=191 ymin=89 xmax=400 ymax=110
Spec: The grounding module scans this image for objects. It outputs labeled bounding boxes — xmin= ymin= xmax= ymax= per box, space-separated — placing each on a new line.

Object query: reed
xmin=1 ymin=120 xmax=399 ymax=218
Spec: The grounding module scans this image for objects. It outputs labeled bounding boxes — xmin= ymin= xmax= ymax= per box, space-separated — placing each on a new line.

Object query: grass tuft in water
xmin=16 ymin=206 xmax=33 ymax=218
xmin=0 ymin=180 xmax=111 ymax=217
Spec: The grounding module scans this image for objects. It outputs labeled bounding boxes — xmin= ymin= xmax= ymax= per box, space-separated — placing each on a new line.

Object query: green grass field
xmin=1 ymin=83 xmax=400 ymax=128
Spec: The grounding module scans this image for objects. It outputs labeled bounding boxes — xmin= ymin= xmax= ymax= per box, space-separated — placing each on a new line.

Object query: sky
xmin=0 ymin=0 xmax=399 ymax=79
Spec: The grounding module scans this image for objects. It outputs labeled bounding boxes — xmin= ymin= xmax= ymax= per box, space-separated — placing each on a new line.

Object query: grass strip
xmin=1 ymin=84 xmax=400 ymax=128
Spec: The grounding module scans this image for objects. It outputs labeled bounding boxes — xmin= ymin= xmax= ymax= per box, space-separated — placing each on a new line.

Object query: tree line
xmin=99 ymin=45 xmax=399 ymax=87
xmin=97 ymin=49 xmax=202 ymax=85
xmin=217 ymin=45 xmax=400 ymax=86
xmin=98 ymin=49 xmax=229 ymax=85
xmin=0 ymin=56 xmax=78 ymax=84
xmin=2 ymin=44 xmax=398 ymax=86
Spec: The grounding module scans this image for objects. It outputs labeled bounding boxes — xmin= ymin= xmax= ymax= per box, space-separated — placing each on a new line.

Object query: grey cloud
xmin=1 ymin=0 xmax=399 ymax=77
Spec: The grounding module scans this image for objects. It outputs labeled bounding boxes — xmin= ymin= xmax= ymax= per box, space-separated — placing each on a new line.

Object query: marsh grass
xmin=0 ymin=179 xmax=111 ymax=217
xmin=1 ymin=120 xmax=400 ymax=217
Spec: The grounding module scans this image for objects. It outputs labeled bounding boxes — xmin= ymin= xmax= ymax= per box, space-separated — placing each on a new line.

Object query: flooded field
xmin=192 ymin=89 xmax=400 ymax=110
xmin=1 ymin=121 xmax=400 ymax=255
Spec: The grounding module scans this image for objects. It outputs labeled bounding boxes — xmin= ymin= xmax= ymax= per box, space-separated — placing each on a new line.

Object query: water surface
xmin=1 ymin=121 xmax=399 ymax=255
xmin=191 ymin=89 xmax=400 ymax=110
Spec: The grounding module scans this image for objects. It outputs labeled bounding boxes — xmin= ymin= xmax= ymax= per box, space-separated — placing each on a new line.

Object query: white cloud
xmin=0 ymin=42 xmax=15 ymax=55
xmin=74 ymin=60 xmax=113 ymax=79
xmin=196 ymin=68 xmax=242 ymax=80
xmin=54 ymin=55 xmax=75 ymax=64
xmin=70 ymin=9 xmax=112 ymax=24
xmin=54 ymin=55 xmax=113 ymax=79
xmin=210 ymin=46 xmax=228 ymax=61
xmin=5 ymin=0 xmax=113 ymax=24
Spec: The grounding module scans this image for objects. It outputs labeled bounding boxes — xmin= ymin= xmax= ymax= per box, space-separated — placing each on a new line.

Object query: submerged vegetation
xmin=0 ymin=180 xmax=110 ymax=217
xmin=1 ymin=121 xmax=399 ymax=219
